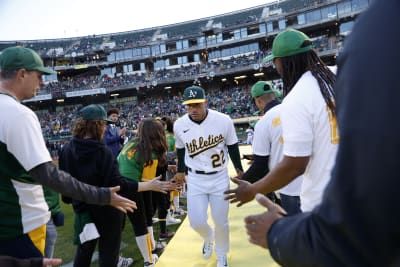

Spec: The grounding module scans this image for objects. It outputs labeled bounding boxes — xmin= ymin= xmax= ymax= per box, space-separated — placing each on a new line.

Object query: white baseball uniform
xmin=281 ymin=66 xmax=339 ymax=211
xmin=252 ymin=104 xmax=303 ymax=197
xmin=174 ymin=109 xmax=238 ymax=258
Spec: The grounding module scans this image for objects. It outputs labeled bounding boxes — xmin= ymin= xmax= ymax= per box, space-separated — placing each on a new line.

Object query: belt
xmin=187 ymin=167 xmax=218 ymax=175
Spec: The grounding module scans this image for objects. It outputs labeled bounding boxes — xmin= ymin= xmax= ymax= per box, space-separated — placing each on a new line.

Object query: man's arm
xmin=227 ymin=143 xmax=243 ymax=173
xmin=29 ymin=162 xmax=136 ymax=213
xmin=0 ymin=255 xmax=62 ymax=267
xmin=241 ymin=154 xmax=269 ymax=183
xmin=225 ymin=155 xmax=308 ymax=206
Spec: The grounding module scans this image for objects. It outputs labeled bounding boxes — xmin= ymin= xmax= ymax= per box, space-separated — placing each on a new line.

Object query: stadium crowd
xmin=38 ymin=81 xmax=279 ymax=158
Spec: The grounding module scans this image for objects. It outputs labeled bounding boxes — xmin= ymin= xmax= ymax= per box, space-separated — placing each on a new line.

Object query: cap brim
xmin=262 ymin=54 xmax=274 ymax=64
xmin=182 ymin=99 xmax=206 ymax=105
xmin=36 ymin=66 xmax=57 ymax=75
xmin=105 ymin=119 xmax=115 ymax=124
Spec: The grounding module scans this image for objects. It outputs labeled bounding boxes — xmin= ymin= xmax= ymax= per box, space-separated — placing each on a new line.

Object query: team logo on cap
xmin=188 ymin=89 xmax=197 ymax=98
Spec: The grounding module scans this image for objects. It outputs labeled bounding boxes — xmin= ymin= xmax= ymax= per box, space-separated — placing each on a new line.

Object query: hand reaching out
xmin=235 ymin=168 xmax=244 ymax=179
xmin=224 ymin=177 xmax=255 ymax=207
xmin=171 ymin=172 xmax=186 ymax=185
xmin=244 ymin=194 xmax=287 ymax=249
xmin=109 ymin=186 xmax=137 ymax=213
xmin=148 ymin=175 xmax=181 ymax=193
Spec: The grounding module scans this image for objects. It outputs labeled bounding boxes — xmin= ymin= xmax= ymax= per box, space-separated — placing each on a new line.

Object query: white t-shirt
xmin=0 ymin=94 xmax=52 ymax=170
xmin=252 ymin=105 xmax=302 ymax=196
xmin=281 ymin=67 xmax=338 ymax=211
xmin=0 ymin=93 xmax=51 ymax=236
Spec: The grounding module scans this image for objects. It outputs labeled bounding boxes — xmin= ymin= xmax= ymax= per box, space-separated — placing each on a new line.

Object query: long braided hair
xmin=280 ymin=41 xmax=336 ymax=116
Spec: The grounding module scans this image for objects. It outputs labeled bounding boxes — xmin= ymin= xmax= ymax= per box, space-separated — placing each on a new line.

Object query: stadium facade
xmin=0 ymin=0 xmax=369 ymax=144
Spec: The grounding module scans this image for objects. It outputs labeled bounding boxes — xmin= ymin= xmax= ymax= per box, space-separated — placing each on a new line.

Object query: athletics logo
xmin=188 ymin=90 xmax=197 ymax=98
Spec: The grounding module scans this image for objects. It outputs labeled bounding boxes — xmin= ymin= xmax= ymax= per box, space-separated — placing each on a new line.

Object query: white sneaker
xmin=202 ymin=240 xmax=213 ymax=259
xmin=174 ymin=208 xmax=186 ymax=216
xmin=217 ymin=255 xmax=229 ymax=267
xmin=143 ymin=254 xmax=158 ymax=267
xmin=166 ymin=211 xmax=181 ymax=226
xmin=117 ymin=256 xmax=133 ymax=267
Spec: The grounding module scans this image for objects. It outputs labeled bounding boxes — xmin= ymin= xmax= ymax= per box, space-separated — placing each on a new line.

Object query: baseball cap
xmin=182 ymin=86 xmax=206 ymax=105
xmin=0 ymin=46 xmax=56 ymax=75
xmin=80 ymin=104 xmax=114 ymax=123
xmin=251 ymin=81 xmax=282 ymax=99
xmin=263 ymin=29 xmax=313 ymax=63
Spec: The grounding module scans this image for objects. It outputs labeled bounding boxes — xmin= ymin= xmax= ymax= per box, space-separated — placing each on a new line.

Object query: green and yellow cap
xmin=182 ymin=86 xmax=206 ymax=105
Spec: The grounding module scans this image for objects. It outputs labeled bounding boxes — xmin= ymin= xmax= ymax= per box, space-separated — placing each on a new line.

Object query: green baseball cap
xmin=251 ymin=81 xmax=282 ymax=99
xmin=0 ymin=46 xmax=56 ymax=75
xmin=80 ymin=104 xmax=114 ymax=123
xmin=182 ymin=86 xmax=206 ymax=105
xmin=263 ymin=29 xmax=313 ymax=63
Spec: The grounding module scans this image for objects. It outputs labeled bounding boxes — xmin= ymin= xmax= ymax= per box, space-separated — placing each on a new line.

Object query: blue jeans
xmin=45 ymin=219 xmax=58 ymax=258
xmin=279 ymin=194 xmax=301 ymax=216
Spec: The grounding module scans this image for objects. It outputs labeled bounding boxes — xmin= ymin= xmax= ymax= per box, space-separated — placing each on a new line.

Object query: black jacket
xmin=59 ymin=137 xmax=138 ymax=212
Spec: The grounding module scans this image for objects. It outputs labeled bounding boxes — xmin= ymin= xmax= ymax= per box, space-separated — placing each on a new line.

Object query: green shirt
xmin=117 ymin=141 xmax=158 ymax=182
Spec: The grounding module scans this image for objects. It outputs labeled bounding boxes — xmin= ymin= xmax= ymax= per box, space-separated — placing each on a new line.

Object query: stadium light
xmin=234 ymin=75 xmax=247 ymax=80
xmin=56 ymin=99 xmax=64 ymax=103
xmin=253 ymin=72 xmax=264 ymax=77
xmin=164 ymin=86 xmax=172 ymax=90
xmin=110 ymin=93 xmax=119 ymax=97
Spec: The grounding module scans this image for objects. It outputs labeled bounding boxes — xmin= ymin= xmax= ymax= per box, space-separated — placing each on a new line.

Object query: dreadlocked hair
xmin=280 ymin=47 xmax=336 ymax=116
xmin=136 ymin=118 xmax=168 ymax=167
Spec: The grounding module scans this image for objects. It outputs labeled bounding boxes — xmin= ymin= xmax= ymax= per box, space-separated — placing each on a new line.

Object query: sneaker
xmin=174 ymin=208 xmax=186 ymax=216
xmin=217 ymin=255 xmax=229 ymax=267
xmin=143 ymin=254 xmax=158 ymax=267
xmin=202 ymin=240 xmax=213 ymax=259
xmin=166 ymin=212 xmax=181 ymax=226
xmin=117 ymin=256 xmax=134 ymax=267
xmin=159 ymin=230 xmax=175 ymax=240
xmin=152 ymin=240 xmax=165 ymax=254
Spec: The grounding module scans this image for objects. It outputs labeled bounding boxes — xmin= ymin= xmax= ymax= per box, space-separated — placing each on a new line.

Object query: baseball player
xmin=225 ymin=29 xmax=338 ymax=212
xmin=240 ymin=81 xmax=303 ymax=215
xmin=173 ymin=86 xmax=243 ymax=267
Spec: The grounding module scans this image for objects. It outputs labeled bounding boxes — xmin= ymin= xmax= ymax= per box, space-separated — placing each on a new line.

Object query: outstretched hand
xmin=171 ymin=172 xmax=186 ymax=185
xmin=244 ymin=194 xmax=287 ymax=249
xmin=109 ymin=186 xmax=137 ymax=213
xmin=235 ymin=168 xmax=244 ymax=179
xmin=43 ymin=258 xmax=62 ymax=266
xmin=224 ymin=177 xmax=255 ymax=207
xmin=149 ymin=175 xmax=181 ymax=194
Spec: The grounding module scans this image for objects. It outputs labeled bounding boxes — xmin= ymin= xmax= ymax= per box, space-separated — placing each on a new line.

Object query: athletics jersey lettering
xmin=185 ymin=134 xmax=224 ymax=157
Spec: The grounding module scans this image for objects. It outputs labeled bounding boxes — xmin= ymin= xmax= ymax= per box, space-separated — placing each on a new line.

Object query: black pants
xmin=0 ymin=233 xmax=43 ymax=258
xmin=73 ymin=206 xmax=124 ymax=267
xmin=152 ymin=191 xmax=170 ymax=233
xmin=126 ymin=191 xmax=154 ymax=236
